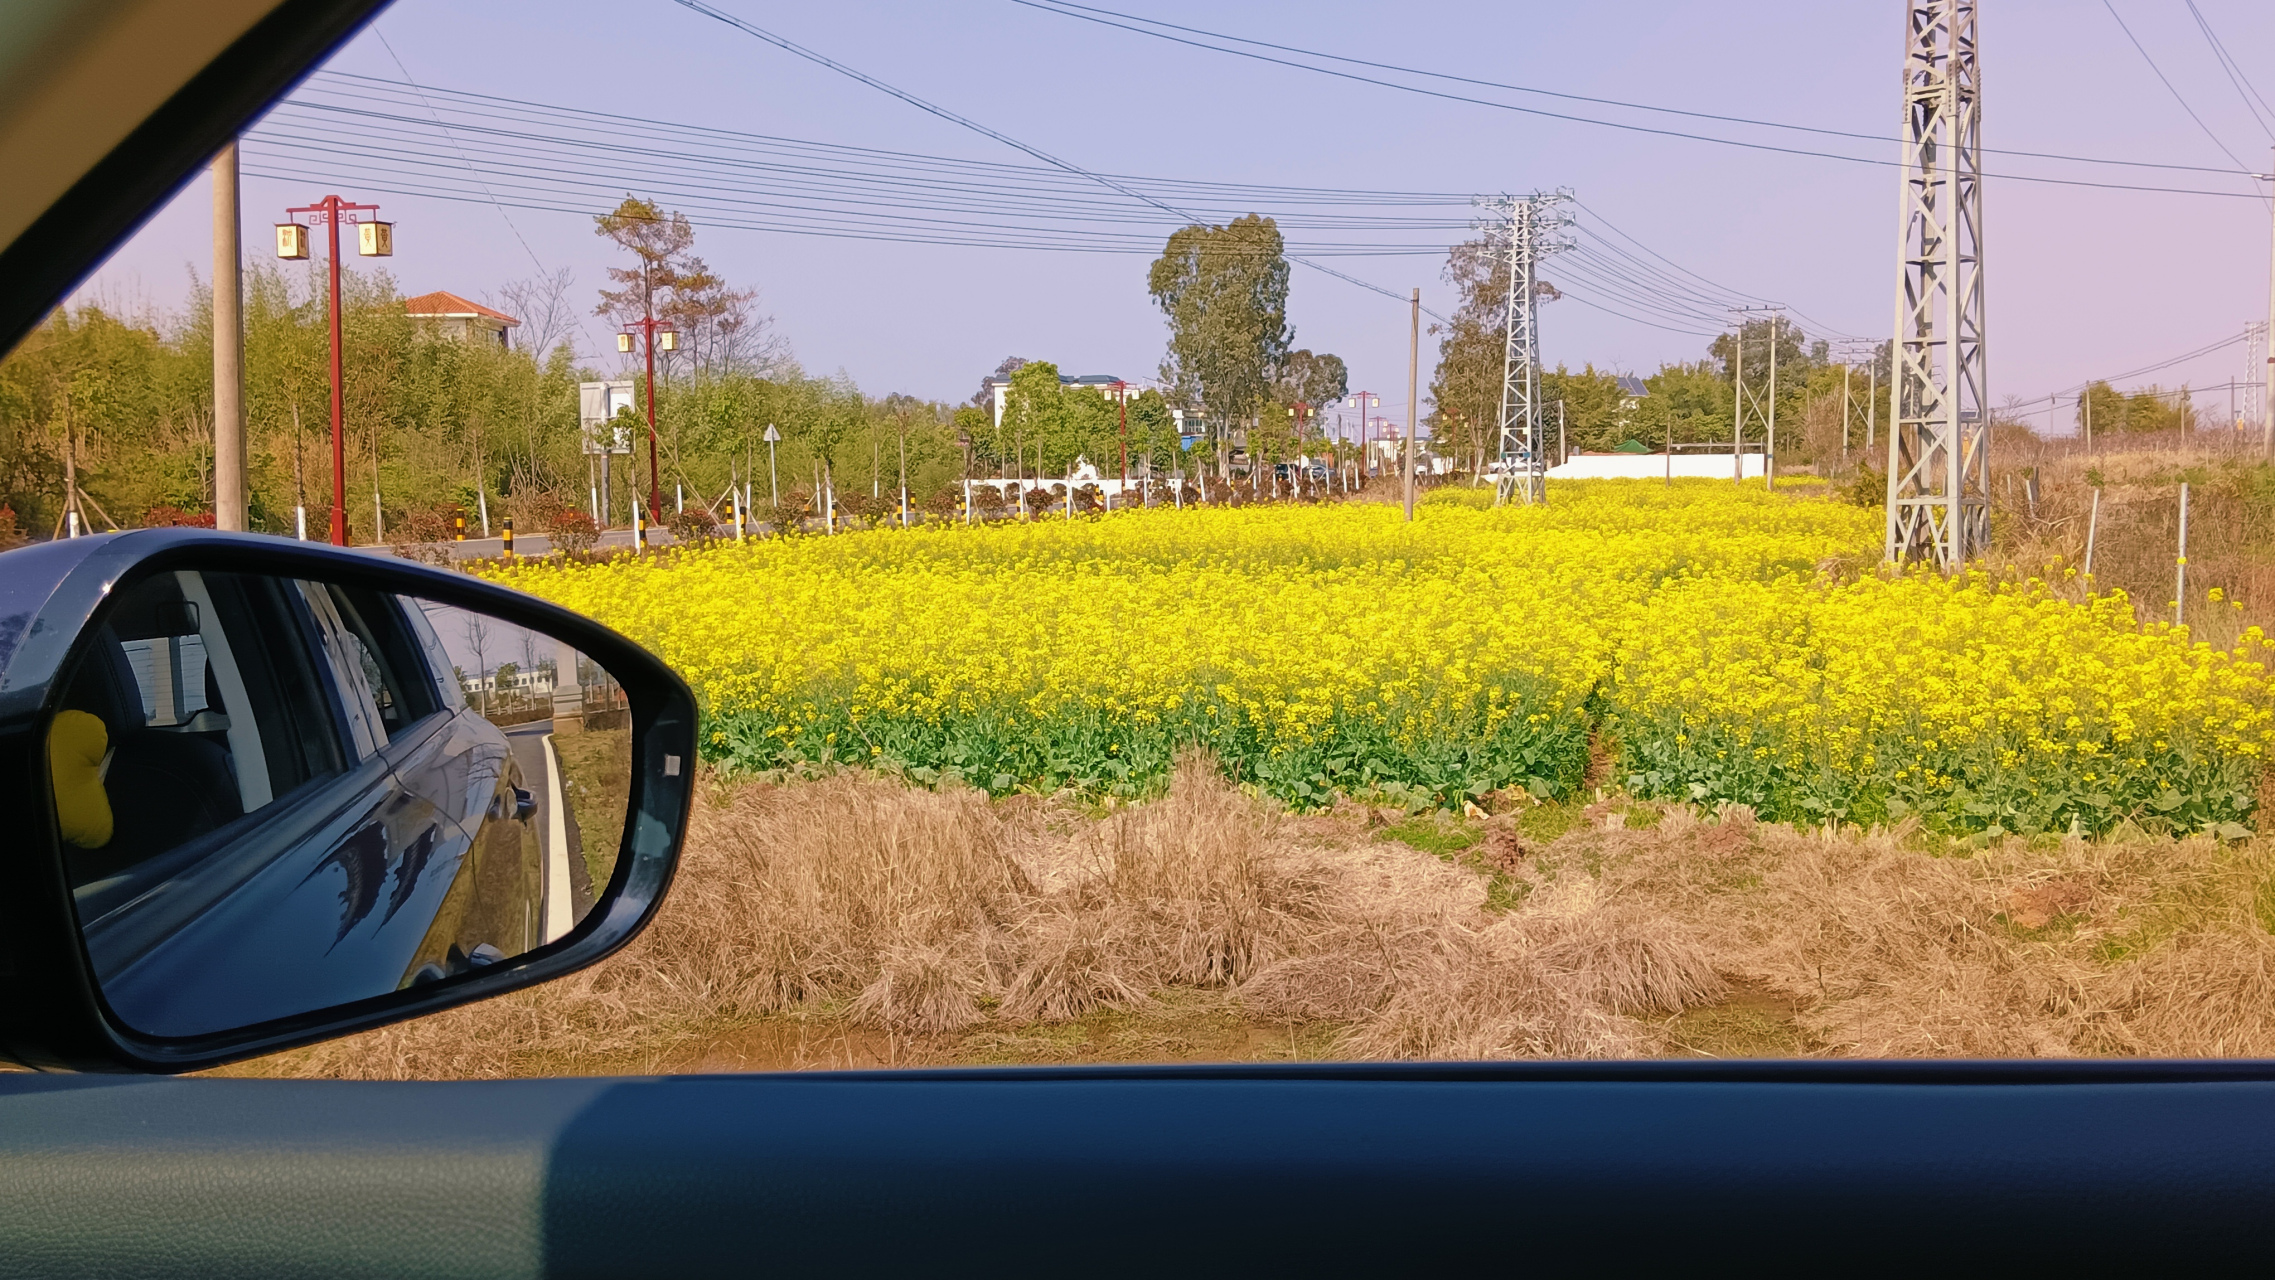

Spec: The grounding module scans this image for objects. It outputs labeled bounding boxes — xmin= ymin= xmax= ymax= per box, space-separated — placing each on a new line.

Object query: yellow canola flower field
xmin=487 ymin=481 xmax=2275 ymax=834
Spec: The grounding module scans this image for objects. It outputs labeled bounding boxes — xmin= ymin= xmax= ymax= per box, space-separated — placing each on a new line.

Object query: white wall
xmin=1548 ymin=453 xmax=1767 ymax=480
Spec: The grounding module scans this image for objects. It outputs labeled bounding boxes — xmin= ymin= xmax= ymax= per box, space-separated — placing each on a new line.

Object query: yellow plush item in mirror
xmin=49 ymin=709 xmax=112 ymax=849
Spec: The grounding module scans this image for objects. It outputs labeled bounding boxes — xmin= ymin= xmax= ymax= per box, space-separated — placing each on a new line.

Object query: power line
xmin=260 ymin=72 xmax=1851 ymax=342
xmin=303 ymin=72 xmax=1476 ymax=205
xmin=2005 ymin=328 xmax=2252 ymax=413
xmin=254 ymin=78 xmax=1474 ymax=255
xmin=370 ymin=30 xmax=550 ymax=277
xmin=664 ymin=0 xmax=1449 ymax=320
xmin=2101 ymin=0 xmax=2258 ymax=179
xmin=1554 ymin=290 xmax=1719 ymax=339
xmin=241 ymin=156 xmax=1445 ymax=256
xmin=1569 ymin=202 xmax=1868 ymax=340
xmin=2182 ymin=0 xmax=2275 ymax=141
xmin=257 ymin=115 xmax=1464 ymax=238
xmin=1014 ymin=0 xmax=2271 ymax=197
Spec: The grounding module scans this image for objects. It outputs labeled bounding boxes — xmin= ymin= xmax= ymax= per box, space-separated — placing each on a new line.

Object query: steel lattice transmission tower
xmin=1884 ymin=0 xmax=1987 ymax=566
xmin=1486 ymin=191 xmax=1572 ymax=505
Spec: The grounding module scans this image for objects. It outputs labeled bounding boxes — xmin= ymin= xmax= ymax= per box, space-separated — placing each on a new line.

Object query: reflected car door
xmin=386 ymin=593 xmax=544 ymax=979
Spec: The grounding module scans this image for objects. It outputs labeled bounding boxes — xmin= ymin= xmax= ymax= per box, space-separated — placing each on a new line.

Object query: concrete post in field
xmin=2176 ymin=481 xmax=2190 ymax=627
xmin=2084 ymin=487 xmax=2099 ymax=582
xmin=1404 ymin=287 xmax=1419 ymax=522
xmin=211 ymin=142 xmax=246 ymax=531
xmin=551 ymin=636 xmax=585 ymax=736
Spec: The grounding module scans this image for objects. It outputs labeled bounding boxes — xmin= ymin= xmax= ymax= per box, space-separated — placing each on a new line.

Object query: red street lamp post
xmin=277 ymin=196 xmax=390 ymax=546
xmin=616 ymin=314 xmax=678 ymax=536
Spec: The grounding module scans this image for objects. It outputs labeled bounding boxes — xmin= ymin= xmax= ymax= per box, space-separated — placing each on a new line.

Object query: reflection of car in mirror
xmin=56 ymin=566 xmax=622 ymax=1039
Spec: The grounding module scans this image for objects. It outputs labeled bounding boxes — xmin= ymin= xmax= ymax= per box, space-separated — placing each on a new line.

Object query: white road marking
xmin=541 ymin=733 xmax=575 ymax=944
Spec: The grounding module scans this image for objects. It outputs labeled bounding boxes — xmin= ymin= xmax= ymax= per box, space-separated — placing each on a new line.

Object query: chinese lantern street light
xmin=618 ymin=317 xmax=679 ymax=535
xmin=278 ymin=196 xmax=390 ymax=546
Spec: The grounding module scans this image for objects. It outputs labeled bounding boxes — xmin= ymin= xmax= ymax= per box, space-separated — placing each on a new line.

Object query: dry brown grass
xmin=232 ymin=757 xmax=2275 ymax=1079
xmin=1982 ymin=434 xmax=2275 ymax=644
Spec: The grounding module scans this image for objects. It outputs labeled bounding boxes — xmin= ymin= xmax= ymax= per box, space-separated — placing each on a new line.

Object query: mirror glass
xmin=51 ymin=567 xmax=633 ymax=1039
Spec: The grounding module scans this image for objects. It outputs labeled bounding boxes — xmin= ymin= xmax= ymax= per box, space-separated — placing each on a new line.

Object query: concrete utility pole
xmin=1392 ymin=293 xmax=1410 ymax=520
xmin=1868 ymin=359 xmax=1877 ymax=451
xmin=1404 ymin=287 xmax=1420 ymax=521
xmin=1731 ymin=321 xmax=1744 ymax=483
xmin=2263 ymin=146 xmax=2273 ymax=455
xmin=211 ymin=142 xmax=245 ymax=532
xmin=1841 ymin=363 xmax=1853 ymax=458
xmin=1885 ymin=0 xmax=1988 ymax=566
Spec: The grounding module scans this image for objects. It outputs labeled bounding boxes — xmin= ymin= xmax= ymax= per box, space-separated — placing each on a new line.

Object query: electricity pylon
xmin=1729 ymin=306 xmax=1784 ymax=489
xmin=1885 ymin=0 xmax=1988 ymax=567
xmin=1832 ymin=339 xmax=1882 ymax=460
xmin=1485 ymin=191 xmax=1572 ymax=505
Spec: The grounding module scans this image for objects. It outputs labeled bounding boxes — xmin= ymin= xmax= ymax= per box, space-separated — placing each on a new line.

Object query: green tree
xmin=0 ymin=253 xmax=969 ymax=542
xmin=1425 ymin=235 xmax=1506 ymax=474
xmin=1274 ymin=349 xmax=1347 ymax=408
xmin=1539 ymin=365 xmax=1634 ymax=454
xmin=1127 ymin=389 xmax=1179 ymax=474
xmin=1001 ymin=360 xmax=1065 ymax=476
xmin=2077 ymin=380 xmax=2190 ymax=435
xmin=1247 ymin=400 xmax=1300 ymax=478
xmin=1058 ymin=384 xmax=1117 ymax=476
xmin=1148 ymin=214 xmax=1292 ymax=477
xmin=593 ymin=196 xmax=695 ymax=329
xmin=1629 ymin=362 xmax=1735 ymax=448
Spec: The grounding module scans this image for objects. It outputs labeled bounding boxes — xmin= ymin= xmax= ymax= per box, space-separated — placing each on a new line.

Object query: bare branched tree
xmin=494 ymin=266 xmax=577 ymax=364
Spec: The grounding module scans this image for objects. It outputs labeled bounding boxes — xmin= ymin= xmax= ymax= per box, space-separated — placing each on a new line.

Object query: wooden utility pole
xmin=212 ymin=142 xmax=245 ymax=531
xmin=1404 ymin=287 xmax=1420 ymax=521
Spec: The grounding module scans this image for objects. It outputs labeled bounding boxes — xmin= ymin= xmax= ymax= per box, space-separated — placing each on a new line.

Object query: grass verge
xmin=223 ymin=759 xmax=2275 ymax=1078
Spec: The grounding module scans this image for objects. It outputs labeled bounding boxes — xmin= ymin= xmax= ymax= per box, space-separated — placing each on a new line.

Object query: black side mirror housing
xmin=0 ymin=530 xmax=694 ymax=1073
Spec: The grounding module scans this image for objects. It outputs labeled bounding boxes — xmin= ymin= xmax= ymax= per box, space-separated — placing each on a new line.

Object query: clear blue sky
xmin=71 ymin=0 xmax=2275 ymax=435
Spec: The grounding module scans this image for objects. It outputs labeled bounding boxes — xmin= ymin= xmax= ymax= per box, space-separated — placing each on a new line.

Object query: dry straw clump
xmin=244 ymin=757 xmax=2275 ymax=1080
xmin=1540 ymin=803 xmax=2275 ymax=1059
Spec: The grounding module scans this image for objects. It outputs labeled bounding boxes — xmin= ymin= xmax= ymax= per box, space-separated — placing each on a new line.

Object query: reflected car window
xmin=323 ymin=584 xmax=440 ymax=740
xmin=60 ymin=570 xmax=349 ymax=888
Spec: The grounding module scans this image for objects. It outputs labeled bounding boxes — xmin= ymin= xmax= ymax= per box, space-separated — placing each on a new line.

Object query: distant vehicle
xmin=1273 ymin=462 xmax=1330 ymax=483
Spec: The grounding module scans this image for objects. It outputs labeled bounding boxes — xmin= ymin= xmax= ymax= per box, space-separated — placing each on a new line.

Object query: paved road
xmin=503 ymin=719 xmax=588 ymax=942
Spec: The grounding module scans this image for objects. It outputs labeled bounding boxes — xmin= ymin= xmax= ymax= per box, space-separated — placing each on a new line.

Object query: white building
xmin=1548 ymin=451 xmax=1767 ymax=480
xmin=462 ymin=667 xmax=556 ymax=698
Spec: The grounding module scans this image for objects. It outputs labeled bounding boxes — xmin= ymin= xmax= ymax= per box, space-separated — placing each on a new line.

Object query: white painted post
xmin=2084 ymin=486 xmax=2099 ymax=582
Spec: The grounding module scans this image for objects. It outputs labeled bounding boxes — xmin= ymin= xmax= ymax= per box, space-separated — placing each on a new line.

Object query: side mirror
xmin=0 ymin=531 xmax=694 ymax=1072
